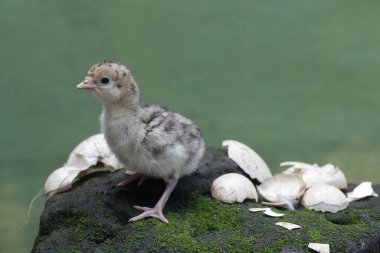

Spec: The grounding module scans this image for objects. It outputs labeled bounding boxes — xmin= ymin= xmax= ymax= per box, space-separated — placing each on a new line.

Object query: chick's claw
xmin=129 ymin=205 xmax=168 ymax=223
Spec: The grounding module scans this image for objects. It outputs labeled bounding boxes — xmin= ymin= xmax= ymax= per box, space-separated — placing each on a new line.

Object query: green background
xmin=1 ymin=0 xmax=379 ymax=251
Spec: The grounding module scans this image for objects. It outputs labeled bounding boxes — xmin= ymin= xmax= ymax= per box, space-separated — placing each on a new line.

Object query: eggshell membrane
xmin=261 ymin=199 xmax=297 ymax=210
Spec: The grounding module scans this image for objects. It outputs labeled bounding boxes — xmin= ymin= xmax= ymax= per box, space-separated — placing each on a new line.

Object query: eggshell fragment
xmin=65 ymin=133 xmax=123 ymax=171
xmin=257 ymin=174 xmax=306 ymax=204
xmin=275 ymin=222 xmax=301 ymax=230
xmin=249 ymin=207 xmax=284 ymax=217
xmin=281 ymin=161 xmax=347 ymax=190
xmin=301 ymin=184 xmax=348 ymax=213
xmin=44 ymin=134 xmax=124 ymax=197
xmin=347 ymin=181 xmax=379 ymax=202
xmin=249 ymin=207 xmax=270 ymax=212
xmin=281 ymin=161 xmax=318 ymax=170
xmin=211 ymin=173 xmax=258 ymax=204
xmin=222 ymin=140 xmax=272 ymax=183
xmin=263 ymin=209 xmax=284 ymax=217
xmin=44 ymin=166 xmax=84 ymax=197
xmin=308 ymin=243 xmax=330 ymax=253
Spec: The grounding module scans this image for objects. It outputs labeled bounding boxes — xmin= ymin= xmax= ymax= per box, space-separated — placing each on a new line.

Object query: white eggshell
xmin=263 ymin=209 xmax=284 ymax=217
xmin=248 ymin=207 xmax=284 ymax=217
xmin=308 ymin=243 xmax=330 ymax=253
xmin=347 ymin=181 xmax=378 ymax=202
xmin=222 ymin=140 xmax=272 ymax=183
xmin=281 ymin=161 xmax=347 ymax=190
xmin=319 ymin=164 xmax=348 ymax=190
xmin=249 ymin=207 xmax=270 ymax=212
xmin=280 ymin=161 xmax=318 ymax=170
xmin=257 ymin=174 xmax=306 ymax=203
xmin=301 ymin=184 xmax=348 ymax=213
xmin=43 ymin=166 xmax=83 ymax=197
xmin=275 ymin=222 xmax=301 ymax=230
xmin=65 ymin=133 xmax=123 ymax=171
xmin=44 ymin=134 xmax=124 ymax=198
xmin=211 ymin=173 xmax=258 ymax=204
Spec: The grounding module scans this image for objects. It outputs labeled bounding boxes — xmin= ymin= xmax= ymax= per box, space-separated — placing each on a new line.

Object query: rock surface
xmin=33 ymin=147 xmax=380 ymax=253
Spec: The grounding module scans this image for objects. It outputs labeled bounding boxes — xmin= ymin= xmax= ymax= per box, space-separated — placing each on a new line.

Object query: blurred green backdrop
xmin=1 ymin=0 xmax=380 ymax=251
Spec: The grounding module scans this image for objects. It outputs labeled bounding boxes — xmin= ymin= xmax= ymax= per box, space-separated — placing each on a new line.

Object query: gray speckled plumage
xmin=77 ymin=61 xmax=205 ymax=223
xmin=100 ymin=103 xmax=205 ymax=180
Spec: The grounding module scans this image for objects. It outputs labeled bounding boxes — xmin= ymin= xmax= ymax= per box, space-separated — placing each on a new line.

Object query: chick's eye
xmin=100 ymin=77 xmax=110 ymax=85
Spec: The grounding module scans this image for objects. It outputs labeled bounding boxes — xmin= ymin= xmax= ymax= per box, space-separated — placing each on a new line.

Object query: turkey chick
xmin=77 ymin=61 xmax=205 ymax=223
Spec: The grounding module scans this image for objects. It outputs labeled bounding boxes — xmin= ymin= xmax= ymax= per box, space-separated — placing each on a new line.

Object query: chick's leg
xmin=117 ymin=172 xmax=146 ymax=187
xmin=129 ymin=178 xmax=178 ymax=224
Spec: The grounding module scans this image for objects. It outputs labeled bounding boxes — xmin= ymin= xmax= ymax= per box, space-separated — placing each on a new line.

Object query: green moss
xmin=49 ymin=194 xmax=377 ymax=252
xmin=123 ymin=220 xmax=153 ymax=252
xmin=57 ymin=214 xmax=116 ymax=248
xmin=325 ymin=209 xmax=364 ymax=225
xmin=150 ymin=196 xmax=374 ymax=252
xmin=258 ymin=239 xmax=288 ymax=253
xmin=282 ymin=207 xmax=371 ymax=250
xmin=60 ymin=216 xmax=88 ymax=241
xmin=64 ymin=247 xmax=82 ymax=253
xmin=370 ymin=210 xmax=380 ymax=221
xmin=152 ymin=195 xmax=258 ymax=253
xmin=183 ymin=194 xmax=243 ymax=234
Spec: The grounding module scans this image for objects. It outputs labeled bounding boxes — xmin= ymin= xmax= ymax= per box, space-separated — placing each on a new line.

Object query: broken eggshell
xmin=263 ymin=208 xmax=284 ymax=217
xmin=44 ymin=133 xmax=124 ymax=197
xmin=222 ymin=140 xmax=272 ymax=183
xmin=257 ymin=174 xmax=305 ymax=210
xmin=65 ymin=133 xmax=123 ymax=171
xmin=211 ymin=173 xmax=258 ymax=204
xmin=275 ymin=222 xmax=301 ymax=230
xmin=301 ymin=184 xmax=348 ymax=213
xmin=249 ymin=207 xmax=269 ymax=212
xmin=347 ymin=181 xmax=379 ymax=202
xmin=44 ymin=166 xmax=85 ymax=197
xmin=308 ymin=243 xmax=330 ymax=253
xmin=281 ymin=161 xmax=348 ymax=190
xmin=280 ymin=161 xmax=318 ymax=170
xmin=249 ymin=207 xmax=284 ymax=217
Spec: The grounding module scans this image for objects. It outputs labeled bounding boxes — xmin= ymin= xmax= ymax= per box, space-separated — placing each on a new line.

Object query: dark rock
xmin=32 ymin=147 xmax=380 ymax=253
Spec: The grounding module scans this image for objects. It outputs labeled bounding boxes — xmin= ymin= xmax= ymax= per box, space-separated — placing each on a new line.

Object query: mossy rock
xmin=32 ymin=147 xmax=380 ymax=253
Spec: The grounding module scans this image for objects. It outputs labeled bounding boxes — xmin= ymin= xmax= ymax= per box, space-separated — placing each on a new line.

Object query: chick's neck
xmin=103 ymin=95 xmax=141 ymax=119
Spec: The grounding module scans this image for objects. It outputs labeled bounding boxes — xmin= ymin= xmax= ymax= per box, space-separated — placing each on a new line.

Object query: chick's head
xmin=77 ymin=61 xmax=139 ymax=105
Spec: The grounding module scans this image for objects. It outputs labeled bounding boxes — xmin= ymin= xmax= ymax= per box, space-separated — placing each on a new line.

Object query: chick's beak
xmin=77 ymin=80 xmax=97 ymax=90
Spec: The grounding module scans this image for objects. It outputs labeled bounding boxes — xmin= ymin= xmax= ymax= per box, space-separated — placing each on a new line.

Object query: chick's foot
xmin=128 ymin=178 xmax=178 ymax=224
xmin=129 ymin=205 xmax=168 ymax=223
